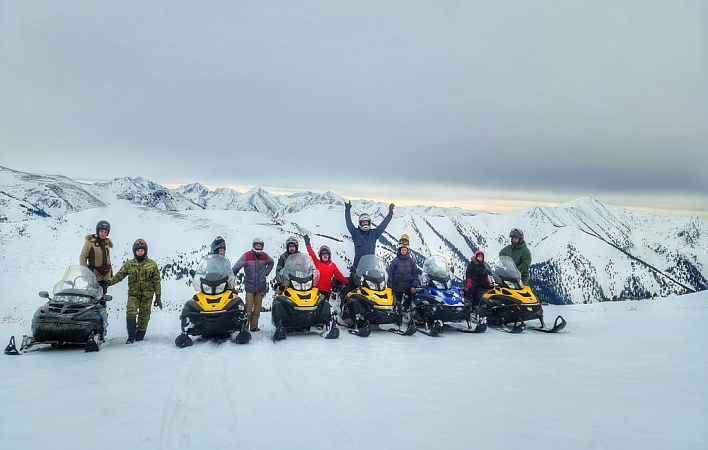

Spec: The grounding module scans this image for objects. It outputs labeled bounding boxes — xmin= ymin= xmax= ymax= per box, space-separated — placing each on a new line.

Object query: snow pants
xmin=126 ymin=294 xmax=153 ymax=332
xmin=245 ymin=291 xmax=264 ymax=331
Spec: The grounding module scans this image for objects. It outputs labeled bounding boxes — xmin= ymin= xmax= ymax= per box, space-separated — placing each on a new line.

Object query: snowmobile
xmin=411 ymin=255 xmax=487 ymax=336
xmin=339 ymin=254 xmax=416 ymax=337
xmin=4 ymin=265 xmax=112 ymax=355
xmin=175 ymin=254 xmax=251 ymax=348
xmin=478 ymin=255 xmax=566 ymax=333
xmin=271 ymin=253 xmax=339 ymax=341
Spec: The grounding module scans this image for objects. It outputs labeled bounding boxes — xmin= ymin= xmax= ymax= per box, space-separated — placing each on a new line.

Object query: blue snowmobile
xmin=411 ymin=255 xmax=487 ymax=336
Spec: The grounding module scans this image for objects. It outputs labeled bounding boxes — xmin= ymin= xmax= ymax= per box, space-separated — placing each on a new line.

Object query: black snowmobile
xmin=175 ymin=254 xmax=251 ymax=348
xmin=340 ymin=254 xmax=416 ymax=337
xmin=5 ymin=265 xmax=112 ymax=355
xmin=411 ymin=255 xmax=487 ymax=336
xmin=271 ymin=253 xmax=339 ymax=341
xmin=478 ymin=256 xmax=566 ymax=333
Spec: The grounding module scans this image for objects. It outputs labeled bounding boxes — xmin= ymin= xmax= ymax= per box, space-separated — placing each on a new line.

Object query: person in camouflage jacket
xmin=109 ymin=238 xmax=162 ymax=344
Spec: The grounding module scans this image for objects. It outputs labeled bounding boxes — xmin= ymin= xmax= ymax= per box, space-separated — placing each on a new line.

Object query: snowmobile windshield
xmin=52 ymin=265 xmax=103 ymax=299
xmin=282 ymin=253 xmax=320 ymax=291
xmin=421 ymin=255 xmax=452 ymax=290
xmin=355 ymin=254 xmax=388 ymax=291
xmin=491 ymin=256 xmax=523 ymax=289
xmin=192 ymin=254 xmax=235 ymax=293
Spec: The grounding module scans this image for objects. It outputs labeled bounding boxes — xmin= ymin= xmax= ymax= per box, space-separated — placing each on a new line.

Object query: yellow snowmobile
xmin=175 ymin=254 xmax=250 ymax=347
xmin=271 ymin=253 xmax=339 ymax=341
xmin=340 ymin=254 xmax=416 ymax=337
xmin=479 ymin=256 xmax=566 ymax=333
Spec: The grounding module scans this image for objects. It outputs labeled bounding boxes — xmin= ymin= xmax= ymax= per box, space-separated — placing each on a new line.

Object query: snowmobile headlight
xmin=289 ymin=275 xmax=313 ymax=291
xmin=363 ymin=273 xmax=385 ymax=290
xmin=431 ymin=280 xmax=447 ymax=289
xmin=200 ymin=276 xmax=228 ymax=295
xmin=54 ymin=294 xmax=95 ymax=304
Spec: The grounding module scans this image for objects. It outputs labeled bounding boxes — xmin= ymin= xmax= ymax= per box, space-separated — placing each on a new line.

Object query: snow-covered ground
xmin=1 ymin=289 xmax=706 ymax=449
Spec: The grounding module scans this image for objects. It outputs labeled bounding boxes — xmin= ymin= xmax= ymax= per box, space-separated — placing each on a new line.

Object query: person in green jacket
xmin=109 ymin=238 xmax=162 ymax=344
xmin=499 ymin=228 xmax=532 ymax=286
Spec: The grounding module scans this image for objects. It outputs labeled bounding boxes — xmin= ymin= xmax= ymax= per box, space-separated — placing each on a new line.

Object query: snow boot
xmin=135 ymin=330 xmax=146 ymax=341
xmin=126 ymin=318 xmax=137 ymax=344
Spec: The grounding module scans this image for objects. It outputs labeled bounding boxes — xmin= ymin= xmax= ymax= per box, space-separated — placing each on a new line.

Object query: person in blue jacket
xmin=344 ymin=201 xmax=394 ymax=269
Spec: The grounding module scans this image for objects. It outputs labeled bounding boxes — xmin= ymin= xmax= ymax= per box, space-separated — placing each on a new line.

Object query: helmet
xmin=252 ymin=237 xmax=264 ymax=255
xmin=509 ymin=228 xmax=524 ymax=241
xmin=285 ymin=235 xmax=298 ymax=251
xmin=96 ymin=220 xmax=111 ymax=235
xmin=211 ymin=236 xmax=226 ymax=254
xmin=132 ymin=238 xmax=148 ymax=257
xmin=474 ymin=250 xmax=485 ymax=261
xmin=358 ymin=213 xmax=372 ymax=232
xmin=318 ymin=245 xmax=331 ymax=258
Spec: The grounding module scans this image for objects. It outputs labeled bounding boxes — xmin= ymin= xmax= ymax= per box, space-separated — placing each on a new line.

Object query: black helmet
xmin=285 ymin=235 xmax=298 ymax=251
xmin=509 ymin=228 xmax=524 ymax=241
xmin=132 ymin=238 xmax=148 ymax=257
xmin=318 ymin=245 xmax=331 ymax=258
xmin=358 ymin=213 xmax=372 ymax=232
xmin=252 ymin=237 xmax=264 ymax=255
xmin=96 ymin=220 xmax=111 ymax=235
xmin=211 ymin=236 xmax=226 ymax=254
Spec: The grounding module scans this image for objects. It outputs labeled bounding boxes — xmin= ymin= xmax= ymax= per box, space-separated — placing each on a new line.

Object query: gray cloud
xmin=1 ymin=1 xmax=706 ymax=216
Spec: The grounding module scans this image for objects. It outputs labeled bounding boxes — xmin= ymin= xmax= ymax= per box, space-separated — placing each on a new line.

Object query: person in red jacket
xmin=304 ymin=234 xmax=348 ymax=301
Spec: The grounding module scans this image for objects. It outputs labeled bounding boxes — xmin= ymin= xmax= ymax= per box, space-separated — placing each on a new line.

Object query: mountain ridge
xmin=1 ymin=165 xmax=706 ymax=304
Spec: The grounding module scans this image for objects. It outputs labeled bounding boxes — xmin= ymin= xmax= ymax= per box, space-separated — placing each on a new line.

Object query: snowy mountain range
xmin=1 ymin=165 xmax=706 ymax=304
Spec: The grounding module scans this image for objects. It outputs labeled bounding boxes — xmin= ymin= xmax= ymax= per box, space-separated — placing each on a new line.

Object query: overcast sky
xmin=1 ymin=1 xmax=706 ymax=217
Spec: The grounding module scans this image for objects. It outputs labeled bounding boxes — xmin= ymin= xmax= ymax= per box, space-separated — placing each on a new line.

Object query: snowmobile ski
xmin=230 ymin=330 xmax=252 ymax=344
xmin=526 ymin=315 xmax=567 ymax=333
xmin=347 ymin=323 xmax=371 ymax=337
xmin=447 ymin=319 xmax=488 ymax=333
xmin=4 ymin=336 xmax=19 ymax=355
xmin=175 ymin=333 xmax=194 ymax=348
xmin=417 ymin=321 xmax=443 ymax=337
xmin=272 ymin=326 xmax=287 ymax=342
xmin=387 ymin=321 xmax=417 ymax=336
xmin=84 ymin=332 xmax=100 ymax=353
xmin=320 ymin=325 xmax=340 ymax=339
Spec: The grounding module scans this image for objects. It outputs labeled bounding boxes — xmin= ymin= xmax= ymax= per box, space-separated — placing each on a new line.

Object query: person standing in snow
xmin=231 ymin=238 xmax=274 ymax=332
xmin=80 ymin=220 xmax=113 ymax=295
xmin=274 ymin=235 xmax=301 ymax=295
xmin=499 ymin=228 xmax=532 ymax=286
xmin=465 ymin=250 xmax=493 ymax=309
xmin=387 ymin=234 xmax=420 ymax=310
xmin=304 ymin=234 xmax=348 ymax=301
xmin=108 ymin=239 xmax=162 ymax=344
xmin=344 ymin=201 xmax=394 ymax=269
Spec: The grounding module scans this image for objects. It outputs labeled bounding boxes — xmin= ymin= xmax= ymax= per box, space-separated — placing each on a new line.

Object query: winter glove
xmin=263 ymin=284 xmax=270 ymax=294
xmin=389 ymin=203 xmax=395 ymax=214
xmin=344 ymin=201 xmax=351 ymax=212
xmin=486 ymin=275 xmax=494 ymax=288
xmin=304 ymin=234 xmax=310 ymax=246
xmin=466 ymin=278 xmax=473 ymax=290
xmin=153 ymin=295 xmax=163 ymax=310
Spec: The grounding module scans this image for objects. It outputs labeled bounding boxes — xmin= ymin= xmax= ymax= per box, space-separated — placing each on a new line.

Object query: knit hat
xmin=398 ymin=234 xmax=410 ymax=249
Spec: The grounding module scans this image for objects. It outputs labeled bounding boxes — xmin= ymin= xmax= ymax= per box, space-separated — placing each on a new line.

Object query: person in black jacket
xmin=465 ymin=250 xmax=492 ymax=309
